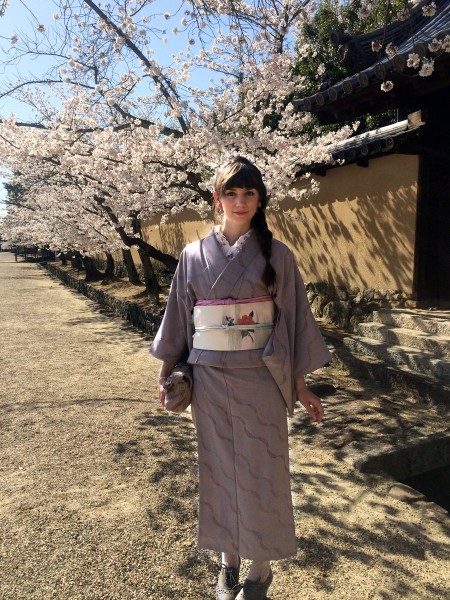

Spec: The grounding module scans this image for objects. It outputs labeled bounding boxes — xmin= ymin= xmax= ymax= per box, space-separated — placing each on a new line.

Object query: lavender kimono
xmin=151 ymin=230 xmax=330 ymax=560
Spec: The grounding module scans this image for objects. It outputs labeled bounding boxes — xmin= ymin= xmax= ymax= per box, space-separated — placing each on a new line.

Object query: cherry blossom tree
xmin=1 ymin=0 xmax=357 ymax=292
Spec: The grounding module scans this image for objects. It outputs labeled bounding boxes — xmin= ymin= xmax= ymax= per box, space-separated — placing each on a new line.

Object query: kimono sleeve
xmin=149 ymin=249 xmax=195 ymax=364
xmin=284 ymin=251 xmax=331 ymax=377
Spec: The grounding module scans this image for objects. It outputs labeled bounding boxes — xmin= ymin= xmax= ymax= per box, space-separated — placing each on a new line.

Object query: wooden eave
xmin=297 ymin=111 xmax=426 ymax=175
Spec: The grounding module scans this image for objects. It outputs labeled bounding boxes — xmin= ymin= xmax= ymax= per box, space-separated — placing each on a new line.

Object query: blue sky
xmin=0 ymin=0 xmax=200 ymax=119
xmin=0 ymin=0 xmax=61 ymax=120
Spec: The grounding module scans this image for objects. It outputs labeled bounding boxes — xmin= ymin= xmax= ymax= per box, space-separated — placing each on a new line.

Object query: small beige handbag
xmin=163 ymin=363 xmax=193 ymax=413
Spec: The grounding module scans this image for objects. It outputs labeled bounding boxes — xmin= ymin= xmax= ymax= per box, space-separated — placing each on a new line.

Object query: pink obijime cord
xmin=195 ymin=295 xmax=273 ymax=307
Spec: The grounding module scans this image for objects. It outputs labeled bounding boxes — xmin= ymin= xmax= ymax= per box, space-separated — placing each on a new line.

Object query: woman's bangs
xmin=225 ymin=167 xmax=263 ymax=193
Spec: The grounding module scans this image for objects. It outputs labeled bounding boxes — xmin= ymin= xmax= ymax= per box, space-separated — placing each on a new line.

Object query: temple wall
xmin=275 ymin=153 xmax=419 ymax=295
xmin=141 ymin=153 xmax=419 ymax=296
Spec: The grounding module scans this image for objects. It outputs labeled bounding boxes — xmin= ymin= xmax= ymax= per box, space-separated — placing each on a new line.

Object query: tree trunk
xmin=71 ymin=251 xmax=83 ymax=271
xmin=138 ymin=249 xmax=161 ymax=304
xmin=135 ymin=239 xmax=178 ymax=272
xmin=60 ymin=252 xmax=67 ymax=266
xmin=122 ymin=248 xmax=142 ymax=285
xmin=82 ymin=256 xmax=104 ymax=282
xmin=92 ymin=195 xmax=179 ymax=272
xmin=103 ymin=252 xmax=116 ymax=281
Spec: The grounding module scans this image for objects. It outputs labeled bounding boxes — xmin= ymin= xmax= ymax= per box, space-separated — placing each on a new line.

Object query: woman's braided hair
xmin=214 ymin=156 xmax=277 ymax=292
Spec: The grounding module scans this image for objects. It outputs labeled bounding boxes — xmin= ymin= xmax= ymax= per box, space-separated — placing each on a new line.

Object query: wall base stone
xmin=306 ymin=282 xmax=410 ymax=332
xmin=44 ymin=263 xmax=162 ymax=336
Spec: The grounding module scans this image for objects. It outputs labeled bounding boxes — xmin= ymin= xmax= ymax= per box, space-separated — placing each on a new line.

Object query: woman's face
xmin=215 ymin=186 xmax=260 ymax=230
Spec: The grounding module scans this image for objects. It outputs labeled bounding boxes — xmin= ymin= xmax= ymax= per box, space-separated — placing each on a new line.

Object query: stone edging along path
xmin=44 ymin=262 xmax=163 ymax=336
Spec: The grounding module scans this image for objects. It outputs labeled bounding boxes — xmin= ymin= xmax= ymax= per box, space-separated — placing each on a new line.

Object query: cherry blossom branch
xmin=83 ymin=0 xmax=190 ymax=134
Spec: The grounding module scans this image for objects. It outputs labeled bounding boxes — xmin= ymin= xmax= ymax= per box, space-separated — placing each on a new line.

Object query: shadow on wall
xmin=271 ymin=154 xmax=419 ymax=294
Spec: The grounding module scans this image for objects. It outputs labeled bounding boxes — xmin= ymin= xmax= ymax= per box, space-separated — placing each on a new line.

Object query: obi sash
xmin=193 ymin=296 xmax=275 ymax=351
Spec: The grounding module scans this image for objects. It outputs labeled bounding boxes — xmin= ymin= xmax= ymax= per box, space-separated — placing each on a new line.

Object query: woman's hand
xmin=158 ymin=379 xmax=167 ymax=407
xmin=295 ymin=376 xmax=324 ymax=424
xmin=158 ymin=361 xmax=174 ymax=408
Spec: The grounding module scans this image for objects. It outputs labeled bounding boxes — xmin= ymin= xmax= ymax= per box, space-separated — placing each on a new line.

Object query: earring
xmin=258 ymin=202 xmax=262 ymax=207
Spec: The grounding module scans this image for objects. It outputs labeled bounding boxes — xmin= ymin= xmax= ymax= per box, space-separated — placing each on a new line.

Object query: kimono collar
xmin=213 ymin=225 xmax=253 ymax=261
xmin=201 ymin=229 xmax=262 ymax=299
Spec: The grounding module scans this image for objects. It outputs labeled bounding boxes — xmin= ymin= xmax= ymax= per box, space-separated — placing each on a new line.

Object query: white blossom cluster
xmin=379 ymin=30 xmax=450 ymax=92
xmin=358 ymin=0 xmax=437 ymax=21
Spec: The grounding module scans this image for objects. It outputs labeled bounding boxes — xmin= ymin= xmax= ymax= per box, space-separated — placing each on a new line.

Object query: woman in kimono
xmin=150 ymin=157 xmax=330 ymax=600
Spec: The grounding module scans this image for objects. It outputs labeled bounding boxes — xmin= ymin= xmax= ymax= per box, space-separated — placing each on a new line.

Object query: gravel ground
xmin=0 ymin=253 xmax=449 ymax=600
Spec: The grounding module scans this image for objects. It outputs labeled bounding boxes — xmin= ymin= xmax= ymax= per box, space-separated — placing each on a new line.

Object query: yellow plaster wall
xmin=273 ymin=154 xmax=419 ymax=293
xmin=143 ymin=154 xmax=419 ymax=294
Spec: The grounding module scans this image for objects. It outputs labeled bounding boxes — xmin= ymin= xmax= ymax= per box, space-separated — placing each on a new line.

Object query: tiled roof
xmin=293 ymin=0 xmax=450 ymax=123
xmin=328 ymin=0 xmax=441 ymax=75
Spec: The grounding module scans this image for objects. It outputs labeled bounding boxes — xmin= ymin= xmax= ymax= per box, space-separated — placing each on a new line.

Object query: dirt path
xmin=0 ymin=253 xmax=449 ymax=599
